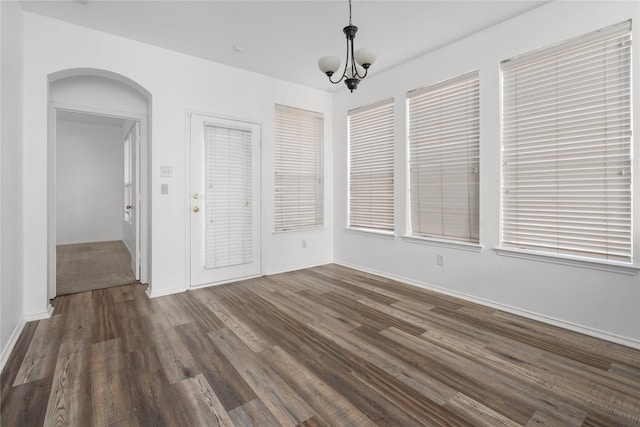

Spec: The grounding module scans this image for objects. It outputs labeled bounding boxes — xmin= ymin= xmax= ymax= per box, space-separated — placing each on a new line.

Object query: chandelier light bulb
xmin=318 ymin=56 xmax=341 ymax=76
xmin=355 ymin=47 xmax=377 ymax=68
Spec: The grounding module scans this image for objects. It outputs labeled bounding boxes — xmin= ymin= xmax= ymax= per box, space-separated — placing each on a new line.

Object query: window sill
xmin=403 ymin=235 xmax=483 ymax=252
xmin=494 ymin=247 xmax=639 ymax=276
xmin=273 ymin=226 xmax=326 ymax=235
xmin=344 ymin=227 xmax=396 ymax=240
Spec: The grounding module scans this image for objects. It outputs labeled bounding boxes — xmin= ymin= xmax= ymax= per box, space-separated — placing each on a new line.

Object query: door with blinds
xmin=190 ymin=114 xmax=261 ymax=287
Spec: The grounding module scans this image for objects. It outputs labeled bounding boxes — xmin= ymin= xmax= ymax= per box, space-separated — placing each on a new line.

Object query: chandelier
xmin=318 ymin=0 xmax=377 ymax=92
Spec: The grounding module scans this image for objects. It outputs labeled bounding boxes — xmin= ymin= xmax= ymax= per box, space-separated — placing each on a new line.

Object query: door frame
xmin=47 ymin=103 xmax=149 ymax=299
xmin=186 ymin=110 xmax=264 ymax=289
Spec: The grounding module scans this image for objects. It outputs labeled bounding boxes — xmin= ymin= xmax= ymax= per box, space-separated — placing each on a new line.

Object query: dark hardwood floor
xmin=2 ymin=264 xmax=639 ymax=426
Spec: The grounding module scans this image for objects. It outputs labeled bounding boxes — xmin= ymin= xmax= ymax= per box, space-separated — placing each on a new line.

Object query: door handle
xmin=125 ymin=205 xmax=133 ymax=210
xmin=193 ymin=206 xmax=200 ymax=213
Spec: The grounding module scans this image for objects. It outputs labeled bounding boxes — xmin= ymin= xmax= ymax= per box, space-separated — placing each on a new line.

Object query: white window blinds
xmin=501 ymin=21 xmax=632 ymax=262
xmin=274 ymin=105 xmax=324 ymax=232
xmin=348 ymin=99 xmax=395 ymax=231
xmin=204 ymin=125 xmax=253 ymax=269
xmin=408 ymin=71 xmax=480 ymax=243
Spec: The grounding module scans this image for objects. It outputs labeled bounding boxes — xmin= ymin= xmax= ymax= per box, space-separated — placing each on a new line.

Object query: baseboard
xmin=148 ymin=260 xmax=333 ymax=297
xmin=189 ymin=273 xmax=265 ymax=291
xmin=266 ymin=259 xmax=333 ymax=276
xmin=0 ymin=317 xmax=26 ymax=373
xmin=122 ymin=240 xmax=136 ymax=275
xmin=1 ymin=303 xmax=53 ymax=372
xmin=23 ymin=303 xmax=54 ymax=322
xmin=146 ymin=285 xmax=187 ymax=299
xmin=335 ymin=260 xmax=640 ymax=350
xmin=123 ymin=238 xmax=133 ymax=254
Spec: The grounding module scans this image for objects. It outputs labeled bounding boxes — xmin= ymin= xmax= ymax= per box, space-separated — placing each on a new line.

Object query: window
xmin=274 ymin=105 xmax=323 ymax=232
xmin=348 ymin=99 xmax=395 ymax=232
xmin=407 ymin=71 xmax=480 ymax=243
xmin=501 ymin=21 xmax=632 ymax=263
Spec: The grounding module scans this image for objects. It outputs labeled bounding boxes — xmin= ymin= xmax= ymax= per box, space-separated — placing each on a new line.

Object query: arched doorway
xmin=47 ymin=69 xmax=151 ymax=299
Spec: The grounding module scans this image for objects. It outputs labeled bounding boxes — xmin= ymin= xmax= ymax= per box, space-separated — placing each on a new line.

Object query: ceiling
xmin=21 ymin=0 xmax=548 ymax=91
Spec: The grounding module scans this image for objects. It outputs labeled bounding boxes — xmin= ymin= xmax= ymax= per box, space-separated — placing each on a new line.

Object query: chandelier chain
xmin=349 ymin=0 xmax=352 ymax=25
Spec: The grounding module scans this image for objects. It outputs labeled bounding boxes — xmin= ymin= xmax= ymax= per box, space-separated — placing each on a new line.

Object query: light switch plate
xmin=160 ymin=165 xmax=173 ymax=177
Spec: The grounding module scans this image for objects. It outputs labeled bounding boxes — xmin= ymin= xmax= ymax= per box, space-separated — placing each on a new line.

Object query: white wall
xmin=50 ymin=75 xmax=149 ymax=115
xmin=21 ymin=11 xmax=334 ymax=315
xmin=56 ymin=119 xmax=124 ymax=245
xmin=0 ymin=0 xmax=25 ymax=368
xmin=334 ymin=1 xmax=640 ymax=347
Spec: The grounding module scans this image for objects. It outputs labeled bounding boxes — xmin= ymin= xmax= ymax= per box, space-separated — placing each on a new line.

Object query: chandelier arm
xmin=326 ymin=73 xmax=344 ymax=85
xmin=326 ymin=34 xmax=352 ymax=84
xmin=350 ymin=37 xmax=357 ymax=78
xmin=350 ymin=36 xmax=367 ymax=79
xmin=343 ymin=34 xmax=352 ymax=81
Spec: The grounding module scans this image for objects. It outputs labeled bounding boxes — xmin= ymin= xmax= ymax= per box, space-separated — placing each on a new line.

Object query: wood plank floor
xmin=2 ymin=264 xmax=639 ymax=426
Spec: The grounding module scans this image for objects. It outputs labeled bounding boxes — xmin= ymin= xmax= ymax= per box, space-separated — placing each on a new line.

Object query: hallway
xmin=56 ymin=240 xmax=137 ymax=295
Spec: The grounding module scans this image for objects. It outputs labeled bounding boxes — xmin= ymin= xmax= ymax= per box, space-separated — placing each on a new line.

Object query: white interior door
xmin=190 ymin=113 xmax=261 ymax=287
xmin=124 ymin=121 xmax=141 ymax=280
xmin=131 ymin=122 xmax=141 ymax=279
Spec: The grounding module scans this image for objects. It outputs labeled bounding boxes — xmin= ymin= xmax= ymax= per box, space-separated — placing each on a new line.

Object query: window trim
xmin=273 ymin=104 xmax=324 ymax=233
xmin=406 ymin=70 xmax=481 ymax=245
xmin=345 ymin=226 xmax=396 ymax=238
xmin=495 ymin=247 xmax=639 ymax=276
xmin=347 ymin=97 xmax=395 ymax=232
xmin=498 ymin=20 xmax=634 ymax=266
xmin=403 ymin=234 xmax=483 ymax=252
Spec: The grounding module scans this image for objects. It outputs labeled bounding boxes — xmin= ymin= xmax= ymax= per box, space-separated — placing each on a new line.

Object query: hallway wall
xmin=56 ymin=118 xmax=124 ymax=245
xmin=0 ymin=0 xmax=25 ymax=368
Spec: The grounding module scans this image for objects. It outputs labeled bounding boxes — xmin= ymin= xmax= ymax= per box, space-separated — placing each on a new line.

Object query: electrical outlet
xmin=302 ymin=240 xmax=307 ymax=249
xmin=437 ymin=254 xmax=445 ymax=266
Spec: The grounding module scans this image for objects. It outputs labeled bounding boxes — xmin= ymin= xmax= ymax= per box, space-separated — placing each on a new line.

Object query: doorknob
xmin=193 ymin=206 xmax=200 ymax=213
xmin=125 ymin=205 xmax=133 ymax=210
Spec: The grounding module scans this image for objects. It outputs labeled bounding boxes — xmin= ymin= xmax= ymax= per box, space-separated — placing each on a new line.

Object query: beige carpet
xmin=56 ymin=240 xmax=137 ymax=296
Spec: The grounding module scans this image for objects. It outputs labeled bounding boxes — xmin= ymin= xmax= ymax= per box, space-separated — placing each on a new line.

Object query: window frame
xmin=273 ymin=104 xmax=324 ymax=233
xmin=405 ymin=70 xmax=481 ymax=247
xmin=347 ymin=98 xmax=396 ymax=234
xmin=498 ymin=20 xmax=637 ymax=273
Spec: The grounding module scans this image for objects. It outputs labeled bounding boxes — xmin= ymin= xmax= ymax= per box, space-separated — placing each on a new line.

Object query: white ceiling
xmin=21 ymin=0 xmax=548 ymax=91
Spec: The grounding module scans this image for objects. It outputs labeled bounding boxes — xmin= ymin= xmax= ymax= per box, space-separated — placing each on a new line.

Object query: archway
xmin=47 ymin=69 xmax=152 ymax=299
